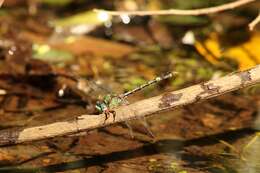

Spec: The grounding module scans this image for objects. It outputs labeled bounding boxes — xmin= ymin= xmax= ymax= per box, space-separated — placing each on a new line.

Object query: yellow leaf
xmin=195 ymin=32 xmax=260 ymax=70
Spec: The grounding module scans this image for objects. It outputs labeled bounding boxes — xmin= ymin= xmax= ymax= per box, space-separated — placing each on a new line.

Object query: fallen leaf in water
xmin=201 ymin=113 xmax=222 ymax=129
xmin=148 ymin=18 xmax=174 ymax=49
xmin=1 ymin=0 xmax=26 ymax=7
xmin=5 ymin=39 xmax=32 ymax=76
xmin=20 ymin=31 xmax=136 ymax=58
xmin=195 ymin=32 xmax=260 ymax=70
xmin=0 ymin=149 xmax=15 ymax=165
xmin=53 ymin=10 xmax=111 ymax=27
xmin=42 ymin=158 xmax=51 ymax=164
xmin=113 ymin=25 xmax=154 ymax=45
xmin=33 ymin=44 xmax=74 ymax=64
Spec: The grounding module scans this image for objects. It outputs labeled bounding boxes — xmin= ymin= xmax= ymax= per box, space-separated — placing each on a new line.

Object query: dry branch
xmin=94 ymin=0 xmax=255 ymax=16
xmin=0 ymin=0 xmax=4 ymax=7
xmin=0 ymin=65 xmax=260 ymax=146
xmin=249 ymin=13 xmax=260 ymax=31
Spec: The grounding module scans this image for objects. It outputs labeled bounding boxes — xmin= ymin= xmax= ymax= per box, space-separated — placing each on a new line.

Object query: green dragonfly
xmin=95 ymin=72 xmax=176 ymax=122
xmin=58 ymin=72 xmax=176 ymax=137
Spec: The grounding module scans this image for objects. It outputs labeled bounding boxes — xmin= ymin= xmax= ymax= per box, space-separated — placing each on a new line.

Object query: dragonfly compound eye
xmin=95 ymin=101 xmax=103 ymax=112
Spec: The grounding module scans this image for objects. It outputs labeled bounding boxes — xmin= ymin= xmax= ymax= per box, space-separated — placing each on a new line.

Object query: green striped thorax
xmin=95 ymin=94 xmax=123 ymax=113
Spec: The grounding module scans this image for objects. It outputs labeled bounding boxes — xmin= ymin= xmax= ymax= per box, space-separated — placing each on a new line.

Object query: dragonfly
xmin=95 ymin=72 xmax=176 ymax=123
xmin=58 ymin=72 xmax=176 ymax=137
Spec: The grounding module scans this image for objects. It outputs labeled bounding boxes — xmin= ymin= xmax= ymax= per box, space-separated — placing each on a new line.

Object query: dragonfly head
xmin=95 ymin=101 xmax=108 ymax=113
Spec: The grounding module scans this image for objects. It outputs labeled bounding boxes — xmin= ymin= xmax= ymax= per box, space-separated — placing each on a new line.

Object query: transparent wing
xmin=76 ymin=78 xmax=113 ymax=100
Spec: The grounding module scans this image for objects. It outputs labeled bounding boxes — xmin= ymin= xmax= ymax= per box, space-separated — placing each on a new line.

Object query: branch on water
xmin=0 ymin=0 xmax=4 ymax=7
xmin=0 ymin=65 xmax=260 ymax=146
xmin=94 ymin=0 xmax=255 ymax=16
xmin=249 ymin=12 xmax=260 ymax=31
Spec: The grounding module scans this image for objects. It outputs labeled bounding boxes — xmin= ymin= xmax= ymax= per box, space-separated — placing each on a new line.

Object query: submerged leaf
xmin=53 ymin=11 xmax=111 ymax=27
xmin=33 ymin=44 xmax=74 ymax=63
xmin=195 ymin=32 xmax=260 ymax=70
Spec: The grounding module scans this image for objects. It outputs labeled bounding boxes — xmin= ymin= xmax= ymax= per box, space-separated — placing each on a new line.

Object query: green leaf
xmin=33 ymin=44 xmax=74 ymax=64
xmin=53 ymin=11 xmax=111 ymax=27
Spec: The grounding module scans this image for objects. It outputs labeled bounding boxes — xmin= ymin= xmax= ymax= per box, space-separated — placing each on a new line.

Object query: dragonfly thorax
xmin=95 ymin=101 xmax=109 ymax=112
xmin=96 ymin=94 xmax=123 ymax=113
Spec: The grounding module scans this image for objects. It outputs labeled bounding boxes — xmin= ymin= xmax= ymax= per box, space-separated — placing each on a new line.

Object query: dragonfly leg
xmin=110 ymin=110 xmax=116 ymax=122
xmin=139 ymin=117 xmax=155 ymax=138
xmin=125 ymin=121 xmax=134 ymax=138
xmin=103 ymin=111 xmax=109 ymax=124
xmin=103 ymin=109 xmax=116 ymax=124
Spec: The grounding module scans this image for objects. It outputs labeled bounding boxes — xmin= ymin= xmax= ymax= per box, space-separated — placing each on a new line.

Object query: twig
xmin=0 ymin=65 xmax=260 ymax=146
xmin=0 ymin=89 xmax=6 ymax=95
xmin=249 ymin=12 xmax=260 ymax=31
xmin=94 ymin=0 xmax=255 ymax=16
xmin=0 ymin=0 xmax=4 ymax=7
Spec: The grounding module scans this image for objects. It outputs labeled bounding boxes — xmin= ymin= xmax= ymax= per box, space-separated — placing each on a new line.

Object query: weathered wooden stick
xmin=0 ymin=65 xmax=260 ymax=146
xmin=249 ymin=12 xmax=260 ymax=31
xmin=0 ymin=0 xmax=4 ymax=7
xmin=94 ymin=0 xmax=255 ymax=16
